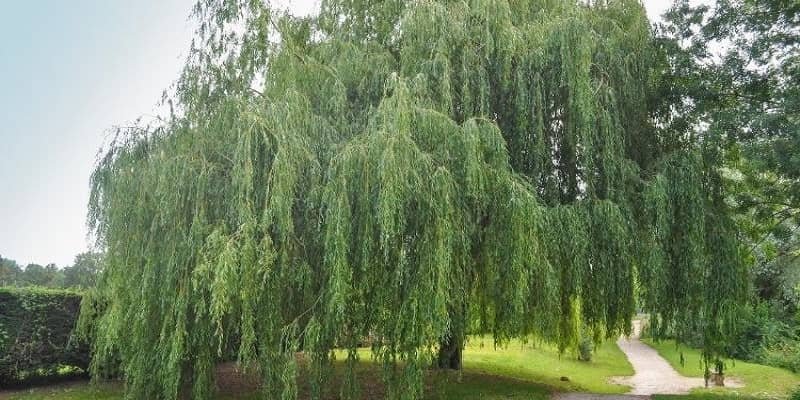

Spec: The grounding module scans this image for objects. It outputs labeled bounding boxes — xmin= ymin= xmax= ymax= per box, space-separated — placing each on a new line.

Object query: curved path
xmin=554 ymin=321 xmax=706 ymax=400
xmin=610 ymin=321 xmax=705 ymax=395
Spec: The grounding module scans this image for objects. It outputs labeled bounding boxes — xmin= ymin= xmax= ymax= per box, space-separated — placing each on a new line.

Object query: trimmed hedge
xmin=0 ymin=287 xmax=89 ymax=386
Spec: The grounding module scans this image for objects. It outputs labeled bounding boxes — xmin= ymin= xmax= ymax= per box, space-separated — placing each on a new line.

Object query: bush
xmin=578 ymin=335 xmax=593 ymax=362
xmin=0 ymin=287 xmax=89 ymax=386
xmin=762 ymin=339 xmax=800 ymax=373
xmin=719 ymin=301 xmax=800 ymax=372
xmin=725 ymin=301 xmax=789 ymax=361
xmin=790 ymin=385 xmax=800 ymax=400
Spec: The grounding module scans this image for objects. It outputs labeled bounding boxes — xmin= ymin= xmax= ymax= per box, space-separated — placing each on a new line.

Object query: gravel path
xmin=609 ymin=321 xmax=706 ymax=396
xmin=555 ymin=321 xmax=707 ymax=400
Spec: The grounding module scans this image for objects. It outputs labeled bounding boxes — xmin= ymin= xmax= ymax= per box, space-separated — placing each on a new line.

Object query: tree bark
xmin=436 ymin=336 xmax=463 ymax=370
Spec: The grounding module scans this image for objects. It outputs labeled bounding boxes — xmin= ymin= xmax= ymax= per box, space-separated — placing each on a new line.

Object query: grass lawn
xmin=643 ymin=339 xmax=800 ymax=399
xmin=0 ymin=382 xmax=122 ymax=400
xmin=653 ymin=394 xmax=767 ymax=400
xmin=2 ymin=337 xmax=633 ymax=400
xmin=0 ymin=375 xmax=551 ymax=400
xmin=461 ymin=336 xmax=633 ymax=394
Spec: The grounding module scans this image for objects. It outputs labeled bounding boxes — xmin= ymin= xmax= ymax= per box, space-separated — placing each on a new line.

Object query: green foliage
xmin=578 ymin=335 xmax=593 ymax=362
xmin=0 ymin=253 xmax=103 ymax=290
xmin=790 ymin=386 xmax=800 ymax=400
xmin=0 ymin=287 xmax=89 ymax=386
xmin=655 ymin=0 xmax=800 ymax=375
xmin=655 ymin=0 xmax=800 ymax=294
xmin=85 ymin=1 xmax=748 ymax=399
xmin=722 ymin=302 xmax=785 ymax=362
xmin=20 ymin=263 xmax=63 ymax=287
xmin=0 ymin=257 xmax=22 ymax=286
xmin=762 ymin=339 xmax=800 ymax=374
xmin=63 ymin=252 xmax=103 ymax=290
xmin=638 ymin=151 xmax=748 ymax=362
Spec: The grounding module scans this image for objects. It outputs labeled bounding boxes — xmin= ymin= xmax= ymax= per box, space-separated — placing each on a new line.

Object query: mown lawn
xmin=1 ymin=376 xmax=550 ymax=400
xmin=643 ymin=339 xmax=800 ymax=399
xmin=0 ymin=382 xmax=121 ymax=400
xmin=2 ymin=337 xmax=632 ymax=400
xmin=653 ymin=394 xmax=765 ymax=400
xmin=461 ymin=336 xmax=633 ymax=394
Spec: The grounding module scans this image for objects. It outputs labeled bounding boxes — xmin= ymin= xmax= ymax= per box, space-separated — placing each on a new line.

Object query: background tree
xmin=19 ymin=263 xmax=63 ymax=287
xmin=0 ymin=256 xmax=21 ymax=286
xmin=0 ymin=254 xmax=102 ymax=290
xmin=655 ymin=0 xmax=799 ymax=244
xmin=85 ymin=1 xmax=748 ymax=399
xmin=655 ymin=0 xmax=799 ymax=370
xmin=63 ymin=252 xmax=103 ymax=289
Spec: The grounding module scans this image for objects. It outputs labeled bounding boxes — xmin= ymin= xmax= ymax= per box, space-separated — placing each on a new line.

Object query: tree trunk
xmin=436 ymin=336 xmax=463 ymax=370
xmin=178 ymin=362 xmax=194 ymax=400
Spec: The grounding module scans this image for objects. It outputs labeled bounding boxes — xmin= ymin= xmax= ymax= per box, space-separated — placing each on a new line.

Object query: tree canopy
xmin=655 ymin=0 xmax=799 ymax=248
xmin=86 ymin=1 xmax=748 ymax=399
xmin=0 ymin=253 xmax=103 ymax=290
xmin=651 ymin=0 xmax=799 ymax=369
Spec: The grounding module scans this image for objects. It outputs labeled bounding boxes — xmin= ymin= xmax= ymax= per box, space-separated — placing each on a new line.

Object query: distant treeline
xmin=0 ymin=252 xmax=102 ymax=289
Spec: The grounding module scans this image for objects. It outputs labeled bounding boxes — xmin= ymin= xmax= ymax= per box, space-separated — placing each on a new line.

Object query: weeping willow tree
xmin=84 ymin=0 xmax=748 ymax=399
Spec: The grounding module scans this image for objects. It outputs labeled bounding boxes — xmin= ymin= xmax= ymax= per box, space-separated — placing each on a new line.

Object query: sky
xmin=0 ymin=0 xmax=673 ymax=267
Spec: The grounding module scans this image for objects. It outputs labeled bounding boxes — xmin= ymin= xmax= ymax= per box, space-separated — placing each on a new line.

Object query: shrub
xmin=0 ymin=287 xmax=89 ymax=386
xmin=762 ymin=339 xmax=800 ymax=373
xmin=578 ymin=335 xmax=593 ymax=362
xmin=790 ymin=385 xmax=800 ymax=400
xmin=725 ymin=301 xmax=789 ymax=361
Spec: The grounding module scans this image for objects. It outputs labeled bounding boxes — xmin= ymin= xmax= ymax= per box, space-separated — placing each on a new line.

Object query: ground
xmin=0 ymin=338 xmax=629 ymax=400
xmin=644 ymin=339 xmax=799 ymax=399
xmin=461 ymin=336 xmax=633 ymax=394
xmin=1 ymin=333 xmax=798 ymax=400
xmin=610 ymin=320 xmax=706 ymax=395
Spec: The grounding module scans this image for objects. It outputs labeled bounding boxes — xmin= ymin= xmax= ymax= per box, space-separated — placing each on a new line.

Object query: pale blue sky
xmin=0 ymin=1 xmax=194 ymax=266
xmin=0 ymin=0 xmax=669 ymax=267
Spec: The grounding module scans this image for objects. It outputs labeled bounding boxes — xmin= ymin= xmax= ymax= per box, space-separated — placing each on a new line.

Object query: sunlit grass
xmin=643 ymin=338 xmax=800 ymax=399
xmin=460 ymin=336 xmax=633 ymax=394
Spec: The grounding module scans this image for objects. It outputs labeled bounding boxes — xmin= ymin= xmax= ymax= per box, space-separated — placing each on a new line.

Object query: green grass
xmin=461 ymin=336 xmax=633 ymax=394
xmin=3 ymin=337 xmax=633 ymax=400
xmin=1 ymin=376 xmax=549 ymax=400
xmin=653 ymin=394 xmax=765 ymax=400
xmin=425 ymin=373 xmax=552 ymax=400
xmin=2 ymin=383 xmax=122 ymax=400
xmin=643 ymin=339 xmax=800 ymax=399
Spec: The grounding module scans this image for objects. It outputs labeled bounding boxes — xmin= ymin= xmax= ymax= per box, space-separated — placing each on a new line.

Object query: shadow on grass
xmin=3 ymin=367 xmax=551 ymax=400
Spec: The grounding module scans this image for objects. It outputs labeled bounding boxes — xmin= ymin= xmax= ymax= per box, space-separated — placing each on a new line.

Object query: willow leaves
xmin=85 ymin=1 xmax=747 ymax=399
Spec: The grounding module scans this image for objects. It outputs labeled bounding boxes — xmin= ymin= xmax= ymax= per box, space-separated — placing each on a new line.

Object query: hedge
xmin=0 ymin=287 xmax=89 ymax=386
